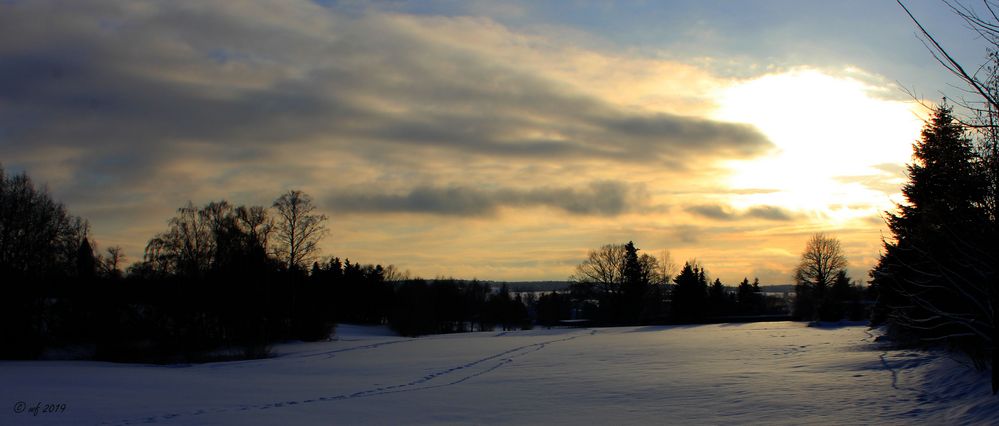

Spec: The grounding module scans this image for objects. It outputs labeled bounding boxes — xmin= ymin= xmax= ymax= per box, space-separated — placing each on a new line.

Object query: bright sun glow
xmin=712 ymin=69 xmax=926 ymax=224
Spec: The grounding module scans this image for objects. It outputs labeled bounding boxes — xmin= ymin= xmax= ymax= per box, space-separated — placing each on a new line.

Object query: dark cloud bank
xmin=0 ymin=1 xmax=772 ymax=184
xmin=686 ymin=204 xmax=794 ymax=221
xmin=328 ymin=181 xmax=639 ymax=217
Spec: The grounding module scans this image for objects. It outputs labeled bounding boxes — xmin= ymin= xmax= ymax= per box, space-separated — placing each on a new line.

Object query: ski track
xmin=104 ymin=329 xmax=596 ymax=425
xmin=281 ymin=338 xmax=417 ymax=361
xmin=204 ymin=337 xmax=433 ymax=370
xmin=198 ymin=334 xmax=461 ymax=372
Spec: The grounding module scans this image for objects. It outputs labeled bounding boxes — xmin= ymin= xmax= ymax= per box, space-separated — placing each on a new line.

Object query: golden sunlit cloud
xmin=0 ymin=1 xmax=937 ymax=284
xmin=712 ymin=69 xmax=925 ymax=224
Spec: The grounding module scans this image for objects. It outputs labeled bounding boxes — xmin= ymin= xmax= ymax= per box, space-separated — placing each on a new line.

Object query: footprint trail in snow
xmin=105 ymin=329 xmax=596 ymax=425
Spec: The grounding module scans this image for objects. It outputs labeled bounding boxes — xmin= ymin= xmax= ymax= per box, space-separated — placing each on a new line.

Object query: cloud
xmin=834 ymin=174 xmax=905 ymax=195
xmin=686 ymin=204 xmax=795 ymax=222
xmin=745 ymin=205 xmax=794 ymax=221
xmin=686 ymin=204 xmax=737 ymax=221
xmin=328 ymin=181 xmax=640 ymax=217
xmin=0 ymin=1 xmax=772 ymax=180
xmin=0 ymin=0 xmax=811 ymax=283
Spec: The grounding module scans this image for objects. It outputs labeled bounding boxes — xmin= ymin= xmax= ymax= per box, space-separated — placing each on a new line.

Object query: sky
xmin=0 ymin=1 xmax=990 ymax=284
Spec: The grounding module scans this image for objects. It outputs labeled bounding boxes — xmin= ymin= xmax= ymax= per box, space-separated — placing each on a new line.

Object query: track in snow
xmin=105 ymin=329 xmax=596 ymax=425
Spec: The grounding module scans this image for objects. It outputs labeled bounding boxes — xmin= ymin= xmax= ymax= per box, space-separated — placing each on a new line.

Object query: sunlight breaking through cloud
xmin=0 ymin=1 xmax=936 ymax=283
xmin=712 ymin=69 xmax=925 ymax=224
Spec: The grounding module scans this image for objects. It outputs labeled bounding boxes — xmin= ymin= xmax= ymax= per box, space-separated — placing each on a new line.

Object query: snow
xmin=2 ymin=321 xmax=996 ymax=425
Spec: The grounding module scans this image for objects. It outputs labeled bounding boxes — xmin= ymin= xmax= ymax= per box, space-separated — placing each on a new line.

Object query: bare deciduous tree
xmin=272 ymin=190 xmax=328 ymax=270
xmin=0 ymin=164 xmax=90 ymax=278
xmin=235 ymin=205 xmax=273 ymax=249
xmin=140 ymin=200 xmax=274 ymax=277
xmin=143 ymin=201 xmax=223 ymax=276
xmin=381 ymin=264 xmax=409 ymax=282
xmin=100 ymin=246 xmax=125 ymax=278
xmin=793 ymin=233 xmax=849 ymax=321
xmin=570 ymin=243 xmax=626 ymax=296
xmin=658 ymin=249 xmax=677 ymax=286
xmin=794 ymin=233 xmax=848 ymax=292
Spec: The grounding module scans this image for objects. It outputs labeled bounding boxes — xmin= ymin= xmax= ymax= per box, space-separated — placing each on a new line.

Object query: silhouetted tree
xmin=873 ymin=104 xmax=994 ymax=365
xmin=479 ymin=281 xmax=527 ymax=331
xmin=570 ymin=243 xmax=624 ymax=323
xmin=709 ymin=278 xmax=727 ymax=313
xmin=75 ymin=237 xmax=96 ymax=279
xmin=620 ymin=241 xmax=650 ymax=324
xmin=896 ymin=2 xmax=999 ymax=391
xmin=641 ymin=252 xmax=670 ymax=322
xmin=658 ymin=249 xmax=678 ymax=286
xmin=99 ymin=246 xmax=126 ymax=279
xmin=272 ymin=190 xmax=327 ymax=271
xmin=793 ymin=233 xmax=848 ymax=321
xmin=0 ymin=165 xmax=89 ymax=280
xmin=127 ymin=199 xmax=292 ymax=358
xmin=536 ymin=291 xmax=572 ymax=326
xmin=386 ymin=277 xmax=500 ymax=336
xmin=0 ymin=166 xmax=92 ymax=358
xmin=737 ymin=277 xmax=755 ymax=312
xmin=142 ymin=201 xmax=223 ymax=277
xmin=570 ymin=241 xmax=666 ymax=324
xmin=672 ymin=262 xmax=708 ymax=322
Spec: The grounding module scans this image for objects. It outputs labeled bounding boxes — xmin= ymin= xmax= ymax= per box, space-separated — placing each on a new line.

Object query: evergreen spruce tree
xmin=872 ymin=104 xmax=995 ymax=388
xmin=75 ymin=237 xmax=96 ymax=280
xmin=621 ymin=241 xmax=649 ymax=324
xmin=737 ymin=277 xmax=755 ymax=313
xmin=672 ymin=262 xmax=708 ymax=322
xmin=709 ymin=278 xmax=726 ymax=314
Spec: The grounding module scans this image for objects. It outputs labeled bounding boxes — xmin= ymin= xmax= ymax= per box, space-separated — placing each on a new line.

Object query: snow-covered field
xmin=2 ymin=322 xmax=996 ymax=425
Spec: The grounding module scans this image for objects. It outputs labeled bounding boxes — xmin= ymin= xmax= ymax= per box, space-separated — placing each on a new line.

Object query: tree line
xmin=561 ymin=239 xmax=867 ymax=327
xmin=0 ymin=171 xmax=532 ymax=361
xmin=1 ymin=161 xmax=869 ymax=364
